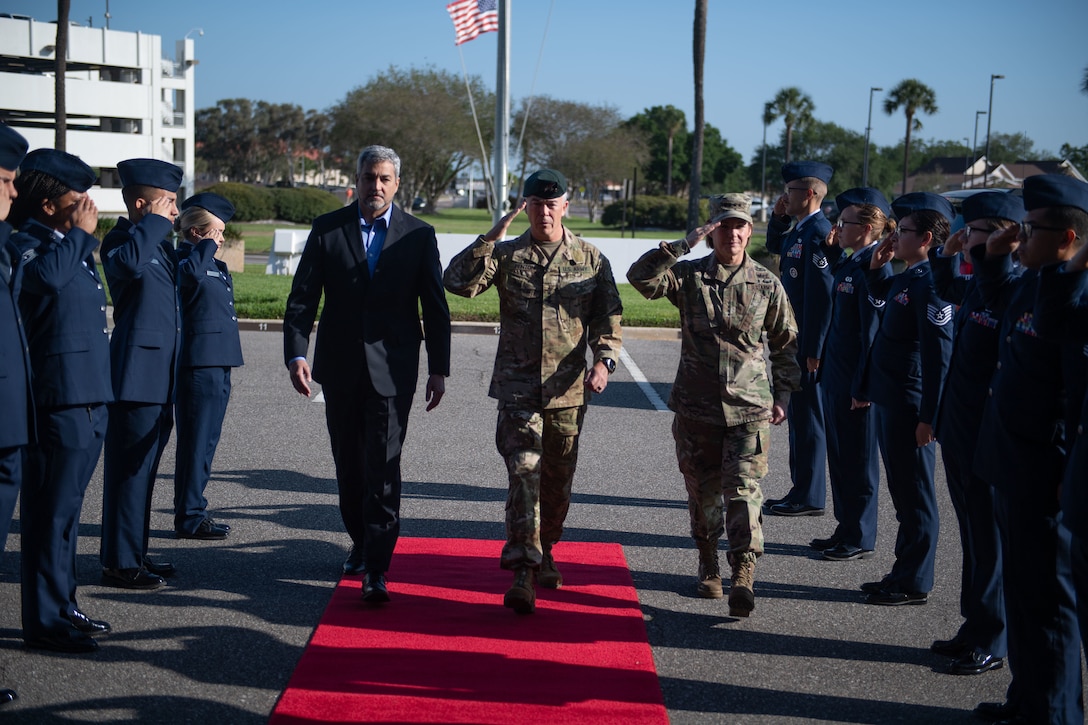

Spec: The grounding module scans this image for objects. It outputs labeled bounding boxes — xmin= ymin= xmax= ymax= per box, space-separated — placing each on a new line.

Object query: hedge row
xmin=200 ymin=183 xmax=342 ymax=223
xmin=600 ymin=195 xmax=710 ymax=231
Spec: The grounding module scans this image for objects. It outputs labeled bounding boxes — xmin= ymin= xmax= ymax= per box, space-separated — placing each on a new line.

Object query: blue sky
xmin=8 ymin=0 xmax=1087 ymax=165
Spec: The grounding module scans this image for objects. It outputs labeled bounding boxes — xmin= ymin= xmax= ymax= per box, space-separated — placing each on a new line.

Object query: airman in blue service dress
xmin=1035 ymin=219 xmax=1088 ymax=659
xmin=972 ymin=174 xmax=1086 ymax=725
xmin=99 ymin=159 xmax=183 ymax=590
xmin=928 ymin=192 xmax=1024 ymax=677
xmin=11 ymin=149 xmax=113 ymax=653
xmin=862 ymin=192 xmax=954 ymax=606
xmin=173 ymin=193 xmax=243 ymax=538
xmin=765 ymin=161 xmax=834 ymax=516
xmin=813 ymin=188 xmax=892 ymax=562
xmin=0 ymin=123 xmax=30 ymax=559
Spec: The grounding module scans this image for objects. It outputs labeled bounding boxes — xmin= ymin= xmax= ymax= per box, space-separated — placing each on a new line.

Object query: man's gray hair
xmin=356 ymin=145 xmax=401 ymax=177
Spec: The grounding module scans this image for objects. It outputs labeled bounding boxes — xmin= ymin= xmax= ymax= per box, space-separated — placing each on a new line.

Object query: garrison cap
xmin=181 ymin=192 xmax=235 ymax=223
xmin=708 ymin=193 xmax=753 ymax=224
xmin=891 ymin=192 xmax=954 ymax=222
xmin=0 ymin=123 xmax=28 ymax=171
xmin=835 ymin=187 xmax=891 ymax=218
xmin=962 ymin=191 xmax=1025 ymax=224
xmin=19 ymin=148 xmax=97 ymax=192
xmin=781 ymin=161 xmax=833 ymax=184
xmin=1023 ymin=174 xmax=1088 ymax=215
xmin=117 ymin=158 xmax=183 ymax=191
xmin=523 ymin=169 xmax=567 ymax=199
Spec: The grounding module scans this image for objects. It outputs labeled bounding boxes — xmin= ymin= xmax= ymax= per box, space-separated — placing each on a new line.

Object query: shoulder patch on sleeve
xmin=927 ymin=303 xmax=953 ymax=326
xmin=812 ymin=252 xmax=828 ymax=269
xmin=867 ymin=294 xmax=886 ymax=308
xmin=20 ymin=248 xmax=38 ymax=264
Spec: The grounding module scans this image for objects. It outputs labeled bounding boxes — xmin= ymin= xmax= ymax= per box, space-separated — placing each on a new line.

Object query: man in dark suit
xmin=99 ymin=159 xmax=183 ymax=590
xmin=284 ymin=144 xmax=451 ymax=604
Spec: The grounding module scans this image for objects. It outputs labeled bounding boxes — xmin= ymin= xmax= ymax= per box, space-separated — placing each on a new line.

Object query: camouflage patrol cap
xmin=708 ymin=193 xmax=753 ymax=224
xmin=523 ymin=169 xmax=567 ymax=199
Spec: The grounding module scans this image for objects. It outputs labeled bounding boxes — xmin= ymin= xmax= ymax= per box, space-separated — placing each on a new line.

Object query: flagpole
xmin=492 ymin=0 xmax=510 ymax=224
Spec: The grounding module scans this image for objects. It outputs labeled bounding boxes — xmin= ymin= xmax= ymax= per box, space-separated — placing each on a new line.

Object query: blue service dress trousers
xmin=173 ymin=366 xmax=231 ymax=534
xmin=820 ymin=387 xmax=879 ymax=550
xmin=100 ymin=402 xmax=173 ymax=569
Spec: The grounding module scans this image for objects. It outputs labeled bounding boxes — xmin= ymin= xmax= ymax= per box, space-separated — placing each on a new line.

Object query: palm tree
xmin=55 ymin=0 xmax=70 ymax=150
xmin=687 ymin=0 xmax=708 ymax=230
xmin=884 ymin=79 xmax=938 ymax=195
xmin=764 ymin=87 xmax=814 ymax=163
xmin=663 ymin=107 xmax=685 ymax=196
xmin=1082 ymin=65 xmax=1088 ymax=95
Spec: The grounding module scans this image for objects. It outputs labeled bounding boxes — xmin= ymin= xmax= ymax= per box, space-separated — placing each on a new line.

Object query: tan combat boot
xmin=696 ymin=543 xmax=723 ymax=599
xmin=538 ymin=550 xmax=563 ymax=589
xmin=728 ymin=552 xmax=756 ymax=617
xmin=503 ymin=567 xmax=536 ymax=615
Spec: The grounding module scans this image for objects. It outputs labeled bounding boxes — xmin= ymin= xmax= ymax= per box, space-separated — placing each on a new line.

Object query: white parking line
xmin=620 ymin=348 xmax=669 ymax=412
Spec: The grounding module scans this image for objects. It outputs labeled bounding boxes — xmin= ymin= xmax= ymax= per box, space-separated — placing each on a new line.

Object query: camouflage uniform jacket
xmin=444 ymin=227 xmax=623 ymax=409
xmin=628 ymin=245 xmax=800 ymax=426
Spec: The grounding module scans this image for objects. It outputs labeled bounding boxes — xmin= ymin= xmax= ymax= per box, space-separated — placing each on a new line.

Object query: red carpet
xmin=270 ymin=538 xmax=668 ymax=724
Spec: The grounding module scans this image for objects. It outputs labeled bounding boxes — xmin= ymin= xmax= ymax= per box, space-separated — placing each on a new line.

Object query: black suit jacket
xmin=283 ymin=202 xmax=451 ymax=397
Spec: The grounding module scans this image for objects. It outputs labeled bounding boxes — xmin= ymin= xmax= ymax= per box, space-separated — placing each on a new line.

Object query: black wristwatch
xmin=601 ymin=358 xmax=616 ymax=374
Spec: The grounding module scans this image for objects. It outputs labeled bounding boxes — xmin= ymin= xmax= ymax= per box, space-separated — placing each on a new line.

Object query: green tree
xmin=625 ymin=105 xmax=689 ymax=195
xmin=764 ymin=87 xmax=814 ymax=164
xmin=254 ymin=102 xmax=306 ymax=185
xmin=687 ymin=0 xmax=708 ymax=230
xmin=883 ymin=79 xmax=938 ymax=195
xmin=329 ymin=65 xmax=492 ymax=212
xmin=1061 ymin=143 xmax=1088 ymax=173
xmin=196 ymin=99 xmax=260 ymax=182
xmin=984 ymin=132 xmax=1037 ymax=165
xmin=685 ymin=124 xmax=743 ymax=195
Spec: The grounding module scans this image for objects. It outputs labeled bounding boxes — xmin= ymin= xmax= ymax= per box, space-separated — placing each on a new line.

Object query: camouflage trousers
xmin=673 ymin=414 xmax=768 ymax=559
xmin=495 ymin=403 xmax=585 ymax=570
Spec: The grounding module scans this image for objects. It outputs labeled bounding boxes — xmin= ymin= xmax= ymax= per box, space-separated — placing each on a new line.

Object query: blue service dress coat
xmin=283 ymin=202 xmax=451 ymax=574
xmin=99 ymin=213 xmax=180 ymax=571
xmin=819 ymin=243 xmax=888 ymax=551
xmin=865 ymin=260 xmax=953 ymax=594
xmin=13 ymin=219 xmax=112 ymax=643
xmin=0 ymin=224 xmax=34 ymax=550
xmin=766 ymin=210 xmax=834 ymax=509
xmin=172 ymin=238 xmax=242 ymax=535
xmin=972 ymin=250 xmax=1083 ymax=724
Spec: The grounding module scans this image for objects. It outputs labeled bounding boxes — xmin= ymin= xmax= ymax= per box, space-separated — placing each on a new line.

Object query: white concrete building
xmin=0 ymin=14 xmax=196 ymax=213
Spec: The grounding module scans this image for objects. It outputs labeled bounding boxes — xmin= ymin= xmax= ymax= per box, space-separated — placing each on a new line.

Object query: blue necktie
xmin=364 ymin=219 xmax=385 ymax=276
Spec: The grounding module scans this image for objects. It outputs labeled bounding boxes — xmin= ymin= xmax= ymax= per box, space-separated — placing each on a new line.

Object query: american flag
xmin=446 ymin=0 xmax=499 ymax=46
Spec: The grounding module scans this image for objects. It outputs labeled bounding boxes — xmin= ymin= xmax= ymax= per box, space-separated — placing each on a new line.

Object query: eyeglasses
xmin=1020 ymin=221 xmax=1069 ymax=237
xmin=964 ymin=225 xmax=992 ymax=239
xmin=786 ymin=186 xmax=809 ymax=194
xmin=835 ymin=220 xmax=864 ymax=230
xmin=897 ymin=227 xmax=918 ymax=236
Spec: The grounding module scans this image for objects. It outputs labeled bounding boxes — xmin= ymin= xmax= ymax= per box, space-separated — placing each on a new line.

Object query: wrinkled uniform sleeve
xmin=18 ymin=228 xmax=99 ymax=295
xmin=916 ymin=275 xmax=954 ymax=425
xmin=443 ymin=235 xmax=499 ymax=298
xmin=626 ymin=241 xmax=687 ymax=305
xmin=765 ymin=277 xmax=802 ymax=407
xmin=587 ymin=252 xmax=623 ymax=367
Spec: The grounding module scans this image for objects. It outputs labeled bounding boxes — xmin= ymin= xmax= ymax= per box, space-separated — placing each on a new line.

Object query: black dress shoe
xmin=102 ymin=567 xmax=166 ymax=590
xmin=809 ymin=536 xmax=841 ymax=551
xmin=930 ymin=635 xmax=971 ymax=657
xmin=950 ymin=649 xmax=1003 ymax=676
xmin=0 ymin=689 xmax=16 ymax=705
xmin=25 ymin=633 xmax=99 ymax=653
xmin=206 ymin=517 xmax=231 ymax=532
xmin=822 ymin=543 xmax=875 ymax=561
xmin=362 ymin=572 xmax=390 ymax=603
xmin=865 ymin=589 xmax=927 ymax=606
xmin=343 ymin=545 xmax=366 ymax=575
xmin=69 ymin=609 xmax=111 ymax=636
xmin=767 ymin=501 xmax=825 ymax=517
xmin=860 ymin=579 xmax=890 ymax=594
xmin=142 ymin=556 xmax=176 ymax=578
xmin=974 ymin=701 xmax=1016 ymax=721
xmin=176 ymin=518 xmax=229 ymax=540
xmin=762 ymin=497 xmax=785 ymax=509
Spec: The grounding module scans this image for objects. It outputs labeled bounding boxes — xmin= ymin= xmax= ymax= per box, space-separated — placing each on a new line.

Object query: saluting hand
xmin=870 ymin=233 xmax=895 ymax=269
xmin=71 ymin=195 xmax=99 ymax=234
xmin=942 ymin=228 xmax=966 ymax=257
xmin=986 ymin=224 xmax=1020 ymax=257
xmin=772 ymin=193 xmax=788 ymax=217
xmin=685 ymin=216 xmax=723 ymax=248
xmin=825 ymin=224 xmax=840 ymax=248
xmin=482 ymin=200 xmax=526 ymax=243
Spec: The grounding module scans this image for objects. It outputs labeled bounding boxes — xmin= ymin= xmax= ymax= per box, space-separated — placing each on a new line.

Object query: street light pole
xmin=760 ymin=113 xmax=768 ymax=222
xmin=862 ymin=86 xmax=882 ymax=187
xmin=984 ymin=74 xmax=1004 ymax=188
xmin=972 ymin=110 xmax=986 ymax=189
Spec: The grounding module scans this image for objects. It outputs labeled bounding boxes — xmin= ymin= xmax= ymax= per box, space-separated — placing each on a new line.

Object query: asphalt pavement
xmin=0 ymin=327 xmax=1082 ymax=723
